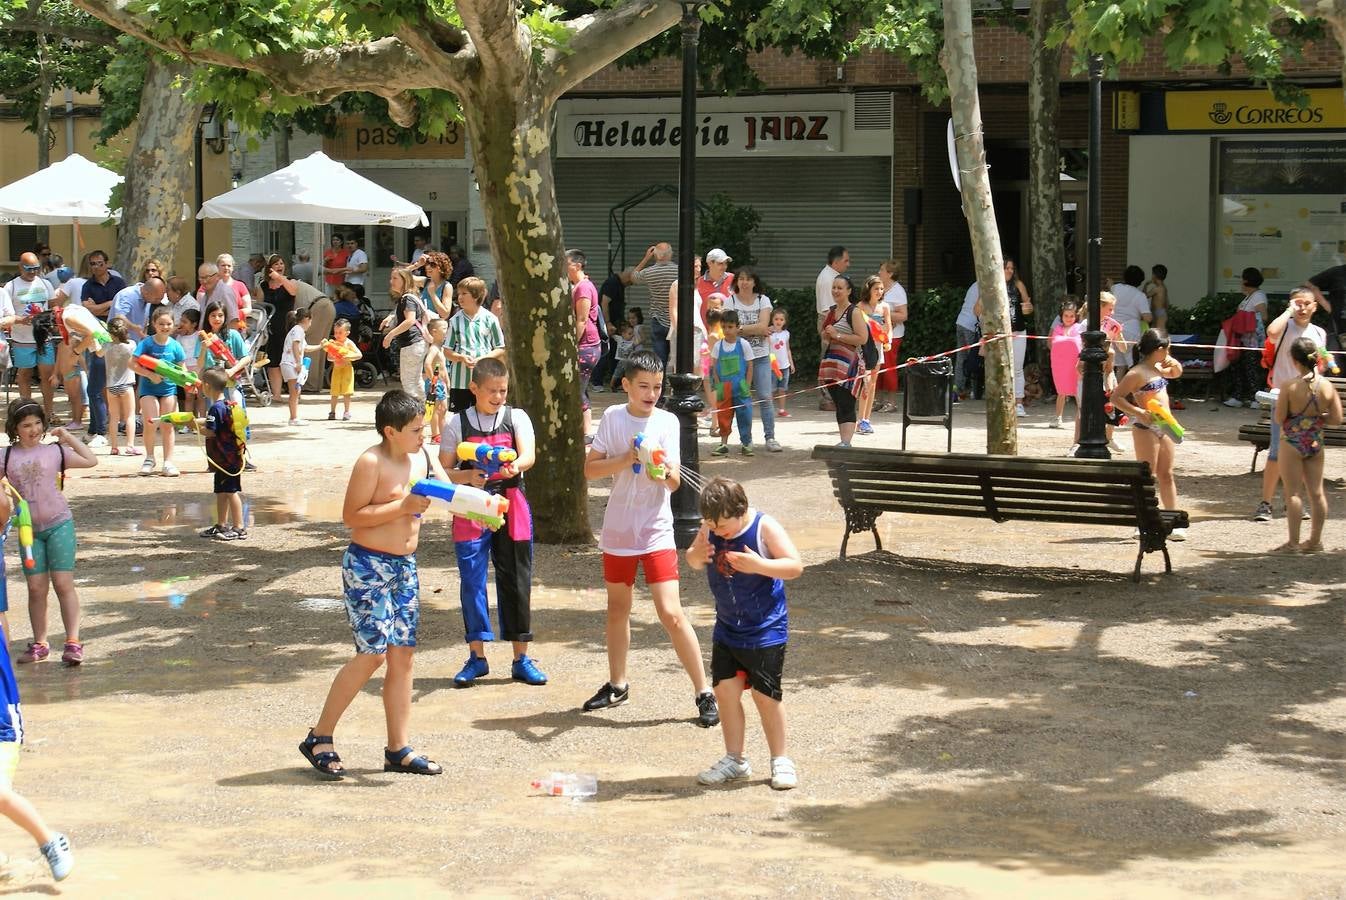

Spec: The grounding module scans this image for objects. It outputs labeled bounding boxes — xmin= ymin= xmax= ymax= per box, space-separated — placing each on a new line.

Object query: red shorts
xmin=603 ymin=549 xmax=679 ymax=586
xmin=877 ymin=338 xmax=902 ymax=393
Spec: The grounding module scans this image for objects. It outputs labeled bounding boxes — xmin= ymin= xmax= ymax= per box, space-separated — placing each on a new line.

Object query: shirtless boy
xmin=299 ymin=390 xmax=444 ymax=779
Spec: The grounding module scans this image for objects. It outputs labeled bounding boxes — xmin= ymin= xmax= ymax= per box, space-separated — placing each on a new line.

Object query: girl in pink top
xmin=3 ymin=401 xmax=98 ymax=665
xmin=1049 ymin=299 xmax=1085 ymax=428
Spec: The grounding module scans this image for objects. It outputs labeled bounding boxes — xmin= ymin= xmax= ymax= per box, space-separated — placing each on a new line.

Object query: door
xmin=431 ymin=212 xmax=464 ymax=256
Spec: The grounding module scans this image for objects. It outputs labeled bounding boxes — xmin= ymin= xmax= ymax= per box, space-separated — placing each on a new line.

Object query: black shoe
xmin=582 ymin=681 xmax=629 ymax=711
xmin=696 ymin=691 xmax=720 ymax=728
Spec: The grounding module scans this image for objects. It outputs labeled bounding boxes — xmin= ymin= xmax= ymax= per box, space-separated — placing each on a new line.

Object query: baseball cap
xmin=705 ymin=248 xmax=731 ymax=264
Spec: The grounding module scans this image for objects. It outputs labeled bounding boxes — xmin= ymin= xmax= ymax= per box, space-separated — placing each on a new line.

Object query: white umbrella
xmin=0 ymin=153 xmax=121 ymax=225
xmin=197 ymin=151 xmax=427 ymax=227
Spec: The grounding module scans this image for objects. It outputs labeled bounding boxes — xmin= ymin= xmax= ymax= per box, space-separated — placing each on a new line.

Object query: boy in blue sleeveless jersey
xmin=686 ymin=476 xmax=803 ymax=790
xmin=0 ymin=489 xmax=74 ymax=881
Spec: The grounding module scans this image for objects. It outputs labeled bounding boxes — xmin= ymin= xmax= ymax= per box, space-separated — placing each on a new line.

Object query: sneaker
xmin=1107 ymin=440 xmax=1124 ymax=453
xmin=1223 ymin=397 xmax=1245 ymax=408
xmin=228 ymin=527 xmax=248 ymax=541
xmin=211 ymin=528 xmax=239 ymax=542
xmin=244 ymin=461 xmax=258 ymax=472
xmin=139 ymin=458 xmax=157 ymax=476
xmin=288 ymin=418 xmax=308 ymax=427
xmin=582 ymin=681 xmax=629 ymax=711
xmin=431 ymin=435 xmax=442 ymax=445
xmin=1015 ymin=404 xmax=1028 ymax=418
xmin=177 ymin=425 xmax=189 ymax=435
xmin=61 ymin=641 xmax=83 ymax=666
xmin=1169 ymin=527 xmax=1187 ymax=542
xmin=161 ymin=461 xmax=180 ymax=477
xmin=87 ymin=434 xmax=108 ymax=448
xmin=777 ymin=409 xmax=790 ymax=417
xmin=453 ymin=653 xmax=489 ymax=687
xmin=39 ymin=832 xmax=73 ymax=882
xmin=1049 ymin=417 xmax=1063 ymax=429
xmin=712 ymin=444 xmax=729 ymax=456
xmin=342 ymin=412 xmax=352 ymax=421
xmin=856 ymin=420 xmax=874 ymax=435
xmin=696 ymin=691 xmax=720 ymax=728
xmin=697 ymin=754 xmax=752 ymax=785
xmin=835 ymin=441 xmax=851 ymax=449
xmin=740 ymin=444 xmax=754 ymax=456
xmin=770 ymin=756 xmax=799 ymax=790
xmin=328 ymin=411 xmax=336 ymax=420
xmin=511 ymin=654 xmax=548 ymax=686
xmin=200 ymin=524 xmax=228 ymax=538
xmin=18 ymin=641 xmax=50 ymax=664
xmin=1253 ymin=501 xmax=1273 ymax=523
xmin=765 ymin=439 xmax=783 ymax=453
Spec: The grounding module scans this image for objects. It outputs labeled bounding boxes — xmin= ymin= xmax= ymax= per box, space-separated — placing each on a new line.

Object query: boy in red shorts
xmin=582 ymin=350 xmax=719 ymax=727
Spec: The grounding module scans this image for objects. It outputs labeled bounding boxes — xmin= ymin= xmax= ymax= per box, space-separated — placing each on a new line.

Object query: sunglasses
xmin=21 ymin=265 xmax=40 ymax=272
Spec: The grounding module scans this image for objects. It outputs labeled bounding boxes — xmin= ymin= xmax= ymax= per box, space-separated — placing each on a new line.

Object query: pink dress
xmin=1050 ymin=322 xmax=1084 ymax=396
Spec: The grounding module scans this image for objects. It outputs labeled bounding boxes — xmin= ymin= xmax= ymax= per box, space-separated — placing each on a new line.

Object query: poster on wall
xmin=1215 ymin=140 xmax=1346 ymax=294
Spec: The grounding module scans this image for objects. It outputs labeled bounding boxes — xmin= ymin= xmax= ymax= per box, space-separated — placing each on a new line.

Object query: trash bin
xmin=902 ymin=358 xmax=953 ymax=451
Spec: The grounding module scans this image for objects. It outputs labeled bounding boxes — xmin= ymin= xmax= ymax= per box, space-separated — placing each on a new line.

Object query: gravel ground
xmin=0 ymin=388 xmax=1341 ymax=898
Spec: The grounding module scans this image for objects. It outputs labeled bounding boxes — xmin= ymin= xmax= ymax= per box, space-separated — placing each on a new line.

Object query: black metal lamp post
xmin=669 ymin=0 xmax=706 ymax=549
xmin=1075 ymin=55 xmax=1109 ymax=459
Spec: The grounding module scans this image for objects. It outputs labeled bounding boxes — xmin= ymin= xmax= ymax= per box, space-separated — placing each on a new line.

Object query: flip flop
xmin=383 ymin=746 xmax=443 ymax=775
xmin=299 ymin=729 xmax=345 ymax=779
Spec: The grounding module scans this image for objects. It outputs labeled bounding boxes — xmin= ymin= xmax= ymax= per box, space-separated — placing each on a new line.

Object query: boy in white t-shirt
xmin=582 ymin=350 xmax=719 ymax=727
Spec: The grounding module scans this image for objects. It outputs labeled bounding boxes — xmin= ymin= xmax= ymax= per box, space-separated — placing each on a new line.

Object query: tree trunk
xmin=1028 ymin=0 xmax=1066 ymax=359
xmin=460 ymin=82 xmax=591 ymax=544
xmin=116 ymin=56 xmax=203 ymax=283
xmin=942 ymin=0 xmax=1017 ymax=455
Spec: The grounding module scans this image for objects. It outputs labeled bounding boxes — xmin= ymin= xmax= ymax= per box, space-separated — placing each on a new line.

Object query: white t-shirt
xmin=60 ymin=276 xmax=88 ymax=307
xmin=280 ymin=324 xmax=307 ymax=368
xmin=346 ymin=249 xmax=369 ymax=286
xmin=883 ymin=281 xmax=908 ymax=339
xmin=440 ymin=406 xmax=536 ymax=458
xmin=1110 ymin=283 xmax=1151 ymax=343
xmin=815 ymin=265 xmax=840 ymax=315
xmin=956 ymin=283 xmax=980 ymax=331
xmin=724 ymin=293 xmax=773 ymax=358
xmin=592 ymin=403 xmax=681 ymax=555
xmin=4 ymin=276 xmax=54 ymax=344
xmin=769 ymin=330 xmax=792 ymax=371
xmin=1271 ymin=320 xmax=1328 ymax=389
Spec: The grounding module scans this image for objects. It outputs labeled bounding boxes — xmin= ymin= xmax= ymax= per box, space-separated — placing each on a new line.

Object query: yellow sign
xmin=323 ymin=116 xmax=465 ymax=161
xmin=1113 ymin=90 xmax=1140 ymax=131
xmin=1165 ymin=89 xmax=1346 ymax=132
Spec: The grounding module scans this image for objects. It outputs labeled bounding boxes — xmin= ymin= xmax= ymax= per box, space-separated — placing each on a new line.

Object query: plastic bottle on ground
xmin=531 ymin=772 xmax=598 ymax=797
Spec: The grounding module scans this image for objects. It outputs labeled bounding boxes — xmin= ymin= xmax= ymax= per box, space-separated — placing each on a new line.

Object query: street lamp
xmin=669 ymin=0 xmax=706 ymax=549
xmin=1074 ymin=55 xmax=1109 ymax=459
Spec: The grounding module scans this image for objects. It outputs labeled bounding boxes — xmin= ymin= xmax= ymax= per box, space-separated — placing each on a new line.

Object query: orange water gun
xmin=199 ymin=331 xmax=238 ymax=368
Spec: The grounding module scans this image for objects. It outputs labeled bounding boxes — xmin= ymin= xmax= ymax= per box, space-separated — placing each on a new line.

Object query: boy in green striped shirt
xmin=446 ymin=276 xmax=507 ymax=413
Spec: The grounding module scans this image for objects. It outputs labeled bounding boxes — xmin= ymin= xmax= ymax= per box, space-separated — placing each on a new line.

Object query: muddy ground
xmin=0 ymin=387 xmax=1341 ymax=898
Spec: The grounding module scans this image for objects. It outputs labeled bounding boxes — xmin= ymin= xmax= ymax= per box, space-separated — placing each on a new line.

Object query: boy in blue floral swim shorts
xmin=299 ymin=390 xmax=445 ymax=779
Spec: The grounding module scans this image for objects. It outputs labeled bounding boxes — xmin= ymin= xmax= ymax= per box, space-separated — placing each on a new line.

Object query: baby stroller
xmin=352 ymin=295 xmax=395 ymax=388
xmin=240 ymin=303 xmax=274 ymax=406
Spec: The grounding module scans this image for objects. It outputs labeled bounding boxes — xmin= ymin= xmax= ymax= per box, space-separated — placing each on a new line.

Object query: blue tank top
xmin=0 ymin=571 xmax=23 ymax=744
xmin=707 ymin=511 xmax=788 ymax=649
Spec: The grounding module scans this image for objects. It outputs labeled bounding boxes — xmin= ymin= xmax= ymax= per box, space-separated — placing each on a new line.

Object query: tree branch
xmin=394 ymin=20 xmax=477 ymax=93
xmin=70 ymin=0 xmax=444 ymax=98
xmin=1 ymin=14 xmax=121 ymax=46
xmin=540 ymin=0 xmax=682 ymax=106
xmin=456 ymin=0 xmax=524 ymax=77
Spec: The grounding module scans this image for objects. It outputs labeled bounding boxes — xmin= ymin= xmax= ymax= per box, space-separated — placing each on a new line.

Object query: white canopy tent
xmin=0 ymin=153 xmax=121 ymax=226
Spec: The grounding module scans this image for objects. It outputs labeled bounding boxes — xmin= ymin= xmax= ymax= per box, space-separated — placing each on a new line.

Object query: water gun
xmin=3 ymin=482 xmax=35 ymax=571
xmin=770 ymin=353 xmax=783 ymax=379
xmin=456 ymin=442 xmax=517 ymax=478
xmin=409 ymin=478 xmax=508 ymax=530
xmin=866 ymin=317 xmax=890 ymax=351
xmin=1316 ymin=347 xmax=1341 ymax=375
xmin=1103 ymin=401 xmax=1129 ymax=427
xmin=1145 ymin=398 xmax=1185 ymax=443
xmin=54 ymin=305 xmax=111 ymax=346
xmin=199 ymin=331 xmax=238 ymax=368
xmin=322 ymin=339 xmax=354 ymax=363
xmin=136 ymin=354 xmax=200 ymax=391
xmin=1255 ymin=389 xmax=1279 ymax=409
xmin=154 ymin=411 xmax=197 ymax=425
xmin=631 ymin=432 xmax=667 ymax=481
xmin=301 ymin=357 xmax=311 ymax=385
xmin=24 ymin=303 xmax=43 ymax=318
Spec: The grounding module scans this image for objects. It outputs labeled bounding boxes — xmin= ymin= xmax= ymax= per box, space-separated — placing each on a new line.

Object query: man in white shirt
xmin=1109 ymin=265 xmax=1152 ymax=376
xmin=2 ymin=252 xmax=58 ymax=417
xmin=1252 ymin=287 xmax=1329 ymax=524
xmin=343 ymin=237 xmax=369 ymax=299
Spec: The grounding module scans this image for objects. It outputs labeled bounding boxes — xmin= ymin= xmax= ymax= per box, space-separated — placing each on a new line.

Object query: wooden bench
xmin=1171 ymin=342 xmax=1216 ymax=399
xmin=1236 ymin=375 xmax=1346 ymax=471
xmin=812 ymin=446 xmax=1189 ymax=581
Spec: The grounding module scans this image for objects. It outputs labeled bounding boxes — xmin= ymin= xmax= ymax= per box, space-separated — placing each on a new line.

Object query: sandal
xmin=383 ymin=746 xmax=443 ymax=776
xmin=299 ymin=729 xmax=345 ymax=779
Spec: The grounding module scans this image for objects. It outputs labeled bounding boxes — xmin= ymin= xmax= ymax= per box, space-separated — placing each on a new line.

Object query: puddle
xmin=296 ymin=597 xmax=345 ymax=612
xmin=122 ymin=496 xmax=358 ymax=531
xmin=137 ymin=582 xmax=224 ymax=616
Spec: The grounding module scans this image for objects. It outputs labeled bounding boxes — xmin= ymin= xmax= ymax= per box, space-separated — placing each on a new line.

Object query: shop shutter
xmin=555 ymin=156 xmax=892 ymax=314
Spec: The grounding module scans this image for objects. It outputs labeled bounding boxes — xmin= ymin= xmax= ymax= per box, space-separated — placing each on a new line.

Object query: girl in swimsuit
xmin=1112 ymin=330 xmax=1186 ymax=536
xmin=1273 ymin=336 xmax=1343 ymax=553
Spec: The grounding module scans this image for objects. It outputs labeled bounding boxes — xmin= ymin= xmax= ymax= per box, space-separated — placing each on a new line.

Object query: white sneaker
xmin=697 ymin=754 xmax=752 ymax=785
xmin=1015 ymin=404 xmax=1028 ymax=418
xmin=161 ymin=461 xmax=180 ymax=477
xmin=765 ymin=439 xmax=783 ymax=453
xmin=1107 ymin=440 xmax=1124 ymax=453
xmin=289 ymin=418 xmax=308 ymax=427
xmin=1170 ymin=527 xmax=1187 ymax=542
xmin=1049 ymin=417 xmax=1063 ymax=429
xmin=87 ymin=434 xmax=108 ymax=449
xmin=770 ymin=756 xmax=798 ymax=790
xmin=139 ymin=458 xmax=156 ymax=476
xmin=1223 ymin=397 xmax=1245 ymax=408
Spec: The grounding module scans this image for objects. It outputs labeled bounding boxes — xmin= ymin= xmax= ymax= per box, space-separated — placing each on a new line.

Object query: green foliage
xmin=0 ymin=2 xmax=115 ymax=130
xmin=853 ymin=0 xmax=946 ymax=103
xmin=900 ymin=284 xmax=965 ymax=362
xmin=1163 ymin=293 xmax=1246 ymax=339
xmin=94 ymin=40 xmax=148 ymax=141
xmin=698 ymin=194 xmax=761 ymax=272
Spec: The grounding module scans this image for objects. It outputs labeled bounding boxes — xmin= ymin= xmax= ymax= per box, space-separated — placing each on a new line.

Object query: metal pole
xmin=668 ymin=1 xmax=705 ymax=549
xmin=1075 ymin=54 xmax=1109 ymax=459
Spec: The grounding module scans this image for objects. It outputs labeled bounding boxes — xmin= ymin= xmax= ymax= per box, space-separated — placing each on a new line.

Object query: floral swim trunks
xmin=342 ymin=543 xmax=420 ymax=654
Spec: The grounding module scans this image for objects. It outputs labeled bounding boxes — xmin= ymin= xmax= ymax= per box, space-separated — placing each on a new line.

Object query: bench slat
xmin=841 ymin=476 xmax=1144 ymax=502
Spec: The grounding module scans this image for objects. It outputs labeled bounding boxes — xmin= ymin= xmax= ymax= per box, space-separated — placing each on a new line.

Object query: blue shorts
xmin=342 ymin=543 xmax=419 ymax=654
xmin=1269 ymin=418 xmax=1281 ymax=463
xmin=775 ymin=371 xmax=791 ymax=393
xmin=11 ymin=343 xmax=55 ymax=369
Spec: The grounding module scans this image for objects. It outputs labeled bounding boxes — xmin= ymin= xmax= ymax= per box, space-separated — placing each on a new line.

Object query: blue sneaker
xmin=453 ymin=653 xmax=489 ymax=687
xmin=40 ymin=832 xmax=73 ymax=881
xmin=511 ymin=654 xmax=548 ymax=686
xmin=856 ymin=419 xmax=874 ymax=435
